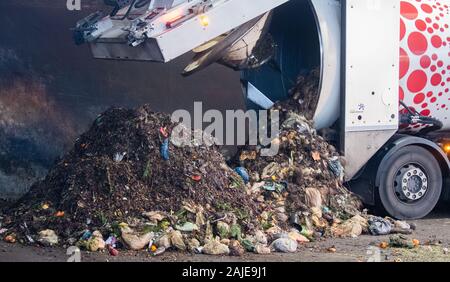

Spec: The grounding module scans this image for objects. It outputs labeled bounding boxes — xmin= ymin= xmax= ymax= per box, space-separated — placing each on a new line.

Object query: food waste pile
xmin=0 ymin=72 xmax=416 ymax=257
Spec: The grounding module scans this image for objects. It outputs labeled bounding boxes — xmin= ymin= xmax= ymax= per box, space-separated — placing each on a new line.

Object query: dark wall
xmin=0 ymin=0 xmax=243 ymax=198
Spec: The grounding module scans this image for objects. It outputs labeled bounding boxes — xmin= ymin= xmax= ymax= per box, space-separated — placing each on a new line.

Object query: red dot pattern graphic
xmin=400 ymin=0 xmax=450 ymax=130
xmin=408 ymin=32 xmax=428 ymax=55
xmin=407 ymin=70 xmax=428 ymax=92
xmin=400 ymin=48 xmax=410 ymax=78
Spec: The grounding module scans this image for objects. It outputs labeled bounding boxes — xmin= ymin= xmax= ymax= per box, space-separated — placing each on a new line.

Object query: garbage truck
xmin=72 ymin=0 xmax=450 ymax=219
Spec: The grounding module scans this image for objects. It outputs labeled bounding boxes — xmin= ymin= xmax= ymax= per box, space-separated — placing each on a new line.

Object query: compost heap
xmin=1 ymin=70 xmax=414 ymax=256
xmin=1 ymin=106 xmax=261 ymax=252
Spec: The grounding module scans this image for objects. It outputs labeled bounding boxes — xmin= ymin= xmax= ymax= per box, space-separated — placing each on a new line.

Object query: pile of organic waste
xmin=1 ymin=71 xmax=415 ymax=256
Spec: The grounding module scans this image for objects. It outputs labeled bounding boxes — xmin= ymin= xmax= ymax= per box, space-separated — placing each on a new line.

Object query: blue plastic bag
xmin=160 ymin=139 xmax=170 ymax=161
xmin=234 ymin=167 xmax=250 ymax=184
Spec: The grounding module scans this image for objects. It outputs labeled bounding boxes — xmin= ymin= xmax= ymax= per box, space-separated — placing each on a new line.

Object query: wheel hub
xmin=396 ymin=165 xmax=428 ymax=201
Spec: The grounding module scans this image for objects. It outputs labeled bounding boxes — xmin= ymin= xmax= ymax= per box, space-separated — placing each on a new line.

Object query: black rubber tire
xmin=378 ymin=145 xmax=443 ymax=220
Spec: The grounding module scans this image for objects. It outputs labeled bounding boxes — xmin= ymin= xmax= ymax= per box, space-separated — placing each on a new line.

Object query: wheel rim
xmin=393 ymin=163 xmax=429 ymax=203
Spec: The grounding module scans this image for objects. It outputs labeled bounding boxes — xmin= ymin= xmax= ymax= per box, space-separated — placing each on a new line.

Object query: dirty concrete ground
xmin=1 ymin=205 xmax=450 ymax=262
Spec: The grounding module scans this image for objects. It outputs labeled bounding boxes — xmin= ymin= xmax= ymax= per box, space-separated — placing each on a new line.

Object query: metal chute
xmin=183 ymin=12 xmax=274 ymax=76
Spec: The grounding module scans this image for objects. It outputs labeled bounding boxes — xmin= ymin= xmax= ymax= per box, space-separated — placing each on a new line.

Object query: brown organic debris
xmin=1 ymin=69 xmax=383 ymax=256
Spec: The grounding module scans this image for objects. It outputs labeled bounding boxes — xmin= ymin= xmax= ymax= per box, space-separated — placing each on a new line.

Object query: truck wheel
xmin=378 ymin=146 xmax=442 ymax=220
